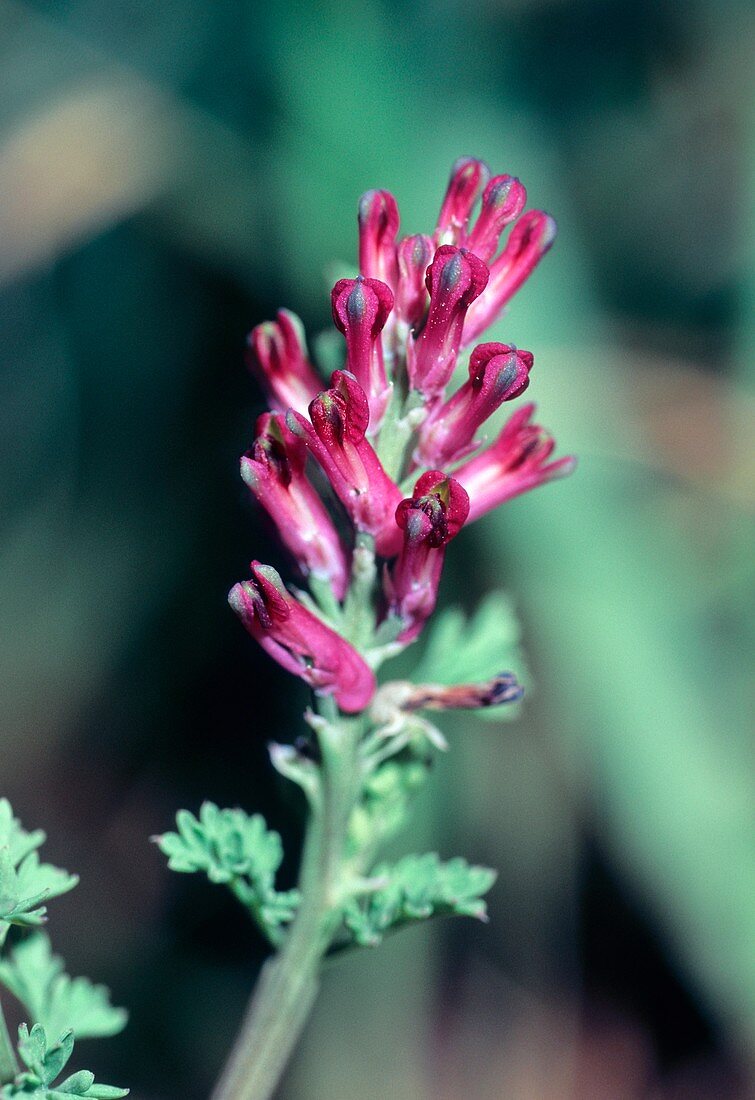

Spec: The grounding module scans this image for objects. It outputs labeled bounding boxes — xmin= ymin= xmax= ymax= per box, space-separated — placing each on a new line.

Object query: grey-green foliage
xmin=344 ymin=854 xmax=496 ymax=948
xmin=0 ymin=934 xmax=127 ymax=1041
xmin=1 ymin=1024 xmax=127 ymax=1098
xmin=156 ymin=802 xmax=299 ymax=936
xmin=0 ymin=802 xmax=78 ymax=933
xmin=411 ymin=593 xmax=527 ymax=721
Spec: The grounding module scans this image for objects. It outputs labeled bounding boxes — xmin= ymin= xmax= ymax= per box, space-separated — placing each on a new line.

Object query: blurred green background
xmin=1 ymin=0 xmax=753 ymax=1097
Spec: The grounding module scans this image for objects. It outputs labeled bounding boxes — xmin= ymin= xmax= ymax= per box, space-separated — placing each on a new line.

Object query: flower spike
xmin=287 ymin=371 xmax=403 ymax=556
xmin=246 ymin=309 xmax=322 ymax=416
xmin=358 ymin=189 xmax=399 ymax=289
xmin=385 ymin=472 xmax=470 ymax=643
xmin=241 ymin=413 xmax=349 ymax=599
xmin=331 ymin=276 xmax=394 ymax=426
xmin=464 ymin=175 xmax=527 ymax=264
xmin=463 ymin=211 xmax=557 ymax=346
xmin=229 ymin=563 xmax=376 ymax=712
xmin=435 ymin=157 xmax=490 ymax=246
xmin=454 ymin=403 xmax=576 ymax=523
xmin=415 ymin=343 xmax=533 ymax=468
xmin=408 ymin=246 xmax=489 ymax=401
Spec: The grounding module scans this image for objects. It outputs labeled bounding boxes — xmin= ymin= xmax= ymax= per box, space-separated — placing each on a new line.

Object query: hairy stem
xmin=211 ymin=696 xmax=358 ymax=1100
xmin=0 ymin=998 xmax=18 ymax=1086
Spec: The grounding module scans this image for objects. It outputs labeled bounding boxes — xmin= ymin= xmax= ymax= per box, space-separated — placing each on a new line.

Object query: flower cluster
xmin=232 ymin=158 xmax=574 ymax=713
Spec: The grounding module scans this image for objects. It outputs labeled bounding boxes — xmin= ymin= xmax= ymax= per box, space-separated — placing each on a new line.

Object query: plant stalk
xmin=211 ymin=697 xmax=358 ymax=1100
xmin=0 ymin=998 xmax=18 ymax=1086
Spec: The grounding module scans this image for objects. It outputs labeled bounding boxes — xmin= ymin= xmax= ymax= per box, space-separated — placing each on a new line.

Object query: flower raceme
xmin=232 ymin=157 xmax=574 ymax=709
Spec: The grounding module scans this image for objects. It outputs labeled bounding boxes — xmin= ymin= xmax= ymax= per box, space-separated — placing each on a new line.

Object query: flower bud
xmin=358 ymin=189 xmax=399 ymax=288
xmin=464 ymin=175 xmax=527 ymax=263
xmin=246 ymin=310 xmax=322 ymax=415
xmin=415 ymin=343 xmax=533 ymax=468
xmin=463 ymin=211 xmax=557 ymax=346
xmin=331 ymin=275 xmax=394 ymax=426
xmin=384 ymin=472 xmax=469 ymax=643
xmin=408 ymin=246 xmax=489 ymax=400
xmin=435 ymin=157 xmax=490 ymax=246
xmin=395 ymin=234 xmax=433 ymax=328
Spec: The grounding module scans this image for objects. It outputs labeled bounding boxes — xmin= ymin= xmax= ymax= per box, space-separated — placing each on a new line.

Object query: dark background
xmin=1 ymin=1 xmax=753 ymax=1096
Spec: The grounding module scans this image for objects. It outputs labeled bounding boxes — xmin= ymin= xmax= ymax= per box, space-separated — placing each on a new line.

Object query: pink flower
xmin=414 ymin=343 xmax=533 ymax=468
xmin=463 ymin=175 xmax=527 ymax=264
xmin=463 ymin=211 xmax=557 ymax=346
xmin=240 ymin=413 xmax=349 ymax=599
xmin=287 ymin=371 xmax=403 ymax=556
xmin=453 ymin=403 xmax=576 ymax=523
xmin=331 ymin=276 xmax=394 ymax=426
xmin=408 ymin=246 xmax=489 ymax=400
xmin=395 ymin=234 xmax=434 ymax=328
xmin=384 ymin=472 xmax=470 ymax=643
xmin=246 ymin=310 xmax=322 ymax=416
xmin=229 ymin=563 xmax=376 ymax=712
xmin=435 ymin=157 xmax=490 ymax=246
xmin=358 ymin=189 xmax=399 ymax=289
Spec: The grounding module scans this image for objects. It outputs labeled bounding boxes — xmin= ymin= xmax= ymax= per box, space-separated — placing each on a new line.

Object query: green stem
xmin=0 ymin=997 xmax=18 ymax=1086
xmin=211 ymin=697 xmax=358 ymax=1100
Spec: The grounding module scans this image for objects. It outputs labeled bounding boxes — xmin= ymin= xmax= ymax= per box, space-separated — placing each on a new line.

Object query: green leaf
xmin=155 ymin=802 xmax=299 ymax=936
xmin=16 ymin=1024 xmax=73 ymax=1085
xmin=0 ymin=800 xmax=45 ymax=867
xmin=0 ymin=848 xmax=78 ymax=933
xmin=1 ymin=1026 xmax=128 ymax=1099
xmin=343 ymin=853 xmax=497 ymax=947
xmin=410 ymin=592 xmax=526 ymax=720
xmin=49 ymin=1074 xmax=129 ymax=1098
xmin=0 ymin=803 xmax=78 ymax=933
xmin=0 ymin=933 xmax=127 ymax=1040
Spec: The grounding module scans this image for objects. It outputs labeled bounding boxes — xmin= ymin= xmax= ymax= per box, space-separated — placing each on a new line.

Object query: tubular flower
xmin=358 ymin=189 xmax=399 ymax=290
xmin=331 ymin=276 xmax=394 ymax=427
xmin=454 ymin=403 xmax=577 ymax=523
xmin=408 ymin=246 xmax=489 ymax=400
xmin=287 ymin=371 xmax=403 ymax=556
xmin=395 ymin=234 xmax=434 ymax=328
xmin=463 ymin=175 xmax=528 ymax=264
xmin=463 ymin=211 xmax=557 ymax=347
xmin=246 ymin=309 xmax=322 ymax=416
xmin=384 ymin=472 xmax=470 ymax=643
xmin=435 ymin=157 xmax=490 ymax=246
xmin=240 ymin=412 xmax=349 ymax=599
xmin=414 ymin=343 xmax=533 ymax=468
xmin=228 ymin=562 xmax=376 ymax=712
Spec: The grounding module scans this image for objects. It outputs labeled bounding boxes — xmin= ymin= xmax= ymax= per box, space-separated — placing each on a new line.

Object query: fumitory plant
xmin=156 ymin=156 xmax=575 ymax=1100
xmin=0 ymin=157 xmax=572 ymax=1100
